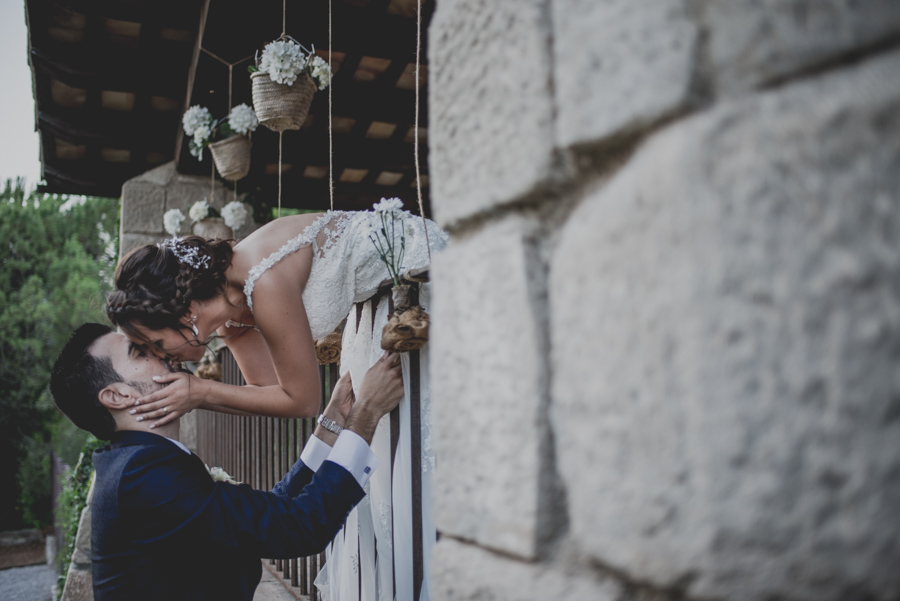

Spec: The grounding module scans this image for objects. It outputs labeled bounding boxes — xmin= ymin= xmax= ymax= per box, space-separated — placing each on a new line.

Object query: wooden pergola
xmin=26 ymin=0 xmax=435 ymax=214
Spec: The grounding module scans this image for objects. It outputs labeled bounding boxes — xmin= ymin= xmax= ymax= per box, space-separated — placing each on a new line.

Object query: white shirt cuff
xmin=300 ymin=434 xmax=333 ymax=473
xmin=326 ymin=430 xmax=380 ymax=489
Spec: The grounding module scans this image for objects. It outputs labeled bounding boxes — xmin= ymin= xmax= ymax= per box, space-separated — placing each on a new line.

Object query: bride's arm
xmin=132 ymin=244 xmax=323 ymax=422
xmin=201 ymin=271 xmax=322 ymax=418
xmin=132 ymin=307 xmax=321 ymax=421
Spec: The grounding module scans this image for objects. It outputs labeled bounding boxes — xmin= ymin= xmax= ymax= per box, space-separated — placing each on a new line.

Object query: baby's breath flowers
xmin=369 ymin=198 xmax=408 ymax=286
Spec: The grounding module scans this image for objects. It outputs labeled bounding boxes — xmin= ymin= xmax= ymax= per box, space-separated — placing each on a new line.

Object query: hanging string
xmin=200 ymin=47 xmax=255 ymax=84
xmin=282 ymin=0 xmax=287 ymax=37
xmin=328 ymin=0 xmax=334 ymax=212
xmin=413 ymin=0 xmax=431 ymax=264
xmin=278 ymin=131 xmax=283 ymax=218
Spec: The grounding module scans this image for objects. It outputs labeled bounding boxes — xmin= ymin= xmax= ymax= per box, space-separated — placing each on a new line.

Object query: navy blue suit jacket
xmin=90 ymin=430 xmax=363 ymax=601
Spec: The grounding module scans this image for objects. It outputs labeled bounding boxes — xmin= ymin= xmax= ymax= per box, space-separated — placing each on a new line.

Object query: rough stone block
xmin=60 ymin=565 xmax=93 ymax=601
xmin=119 ymin=233 xmax=163 ymax=259
xmin=550 ymin=50 xmax=900 ymax=601
xmin=129 ymin=161 xmax=177 ymax=187
xmin=433 ymin=537 xmax=621 ymax=601
xmin=71 ymin=506 xmax=92 ymax=566
xmin=431 ymin=216 xmax=547 ymax=559
xmin=120 ymin=182 xmax=165 ymax=234
xmin=704 ymin=0 xmax=900 ymax=95
xmin=165 ymin=181 xmax=225 ymax=214
xmin=428 ymin=0 xmax=558 ymax=226
xmin=552 ymin=0 xmax=698 ymax=149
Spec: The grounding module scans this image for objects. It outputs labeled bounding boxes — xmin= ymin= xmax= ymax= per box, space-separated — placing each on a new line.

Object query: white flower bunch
xmin=228 ymin=104 xmax=258 ymax=136
xmin=163 ymin=209 xmax=185 ymax=237
xmin=182 ymin=105 xmax=212 ymax=137
xmin=206 ymin=465 xmax=241 ymax=485
xmin=369 ymin=198 xmax=408 ymax=286
xmin=308 ymin=55 xmax=333 ymax=90
xmin=373 ymin=197 xmax=404 ymax=213
xmin=259 ymin=39 xmax=307 ymax=86
xmin=222 ymin=201 xmax=251 ymax=230
xmin=183 ymin=105 xmax=214 ymax=159
xmin=189 ymin=199 xmax=211 ymax=222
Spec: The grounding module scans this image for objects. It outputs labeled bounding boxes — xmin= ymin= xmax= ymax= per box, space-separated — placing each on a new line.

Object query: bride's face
xmin=128 ymin=322 xmax=206 ymax=364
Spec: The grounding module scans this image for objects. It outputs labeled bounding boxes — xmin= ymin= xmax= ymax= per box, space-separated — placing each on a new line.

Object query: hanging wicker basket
xmin=251 ymin=71 xmax=316 ymax=132
xmin=208 ymin=135 xmax=252 ymax=181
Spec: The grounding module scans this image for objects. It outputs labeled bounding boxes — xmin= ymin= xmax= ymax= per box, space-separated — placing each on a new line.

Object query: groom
xmin=50 ymin=323 xmax=404 ymax=601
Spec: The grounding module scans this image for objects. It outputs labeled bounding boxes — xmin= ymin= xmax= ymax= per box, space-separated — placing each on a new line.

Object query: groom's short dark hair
xmin=50 ymin=323 xmax=120 ymax=440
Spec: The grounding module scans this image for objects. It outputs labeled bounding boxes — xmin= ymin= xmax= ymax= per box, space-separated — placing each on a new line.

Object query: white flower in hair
xmin=189 ymin=199 xmax=211 ymax=222
xmin=163 ymin=209 xmax=185 ymax=236
xmin=222 ymin=201 xmax=250 ymax=230
xmin=182 ymin=105 xmax=213 ymax=137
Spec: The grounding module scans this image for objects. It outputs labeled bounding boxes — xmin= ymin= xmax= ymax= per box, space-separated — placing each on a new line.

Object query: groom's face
xmin=90 ymin=331 xmax=175 ymax=391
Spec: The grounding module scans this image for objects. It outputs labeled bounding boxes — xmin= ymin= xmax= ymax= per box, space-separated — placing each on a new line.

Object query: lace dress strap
xmin=243 ymin=212 xmax=342 ymax=313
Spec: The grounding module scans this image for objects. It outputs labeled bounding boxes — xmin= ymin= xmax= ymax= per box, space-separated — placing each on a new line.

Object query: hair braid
xmin=107 ymin=236 xmax=234 ymax=339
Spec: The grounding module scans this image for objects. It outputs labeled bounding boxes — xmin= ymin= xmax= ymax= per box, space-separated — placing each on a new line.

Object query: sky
xmin=0 ymin=1 xmax=43 ymax=187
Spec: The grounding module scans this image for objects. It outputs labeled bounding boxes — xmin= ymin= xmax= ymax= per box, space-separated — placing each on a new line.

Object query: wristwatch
xmin=317 ymin=414 xmax=344 ymax=435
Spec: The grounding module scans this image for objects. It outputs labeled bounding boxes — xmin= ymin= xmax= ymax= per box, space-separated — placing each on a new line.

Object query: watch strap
xmin=317 ymin=414 xmax=344 ymax=435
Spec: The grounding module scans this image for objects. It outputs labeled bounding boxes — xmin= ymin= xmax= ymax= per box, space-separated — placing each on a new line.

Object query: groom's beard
xmin=126 ymin=358 xmax=191 ymax=396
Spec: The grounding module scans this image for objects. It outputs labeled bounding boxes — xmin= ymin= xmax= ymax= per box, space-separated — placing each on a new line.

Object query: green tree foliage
xmin=0 ymin=179 xmax=118 ymax=529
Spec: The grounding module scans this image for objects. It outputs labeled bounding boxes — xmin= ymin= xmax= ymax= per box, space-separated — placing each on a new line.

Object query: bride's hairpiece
xmin=157 ymin=237 xmax=211 ymax=270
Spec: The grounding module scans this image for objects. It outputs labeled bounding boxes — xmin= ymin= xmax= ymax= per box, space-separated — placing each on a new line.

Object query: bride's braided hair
xmin=106 ymin=236 xmax=234 ymax=339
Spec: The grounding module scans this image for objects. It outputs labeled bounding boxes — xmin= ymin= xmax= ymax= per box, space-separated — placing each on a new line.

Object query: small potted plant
xmin=182 ymin=103 xmax=259 ymax=180
xmin=163 ymin=199 xmax=252 ymax=240
xmin=248 ymin=36 xmax=333 ymax=132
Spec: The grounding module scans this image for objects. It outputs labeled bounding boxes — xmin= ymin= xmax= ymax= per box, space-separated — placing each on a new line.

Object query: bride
xmin=106 ymin=200 xmax=446 ymax=423
xmin=107 ymin=199 xmax=445 ymax=601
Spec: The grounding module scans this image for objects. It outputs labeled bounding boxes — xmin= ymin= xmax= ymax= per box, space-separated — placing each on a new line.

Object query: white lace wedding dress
xmin=242 ymin=209 xmax=447 ymax=601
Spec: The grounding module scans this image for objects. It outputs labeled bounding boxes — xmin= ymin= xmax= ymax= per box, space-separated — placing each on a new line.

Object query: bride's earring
xmin=190 ymin=315 xmax=199 ymax=338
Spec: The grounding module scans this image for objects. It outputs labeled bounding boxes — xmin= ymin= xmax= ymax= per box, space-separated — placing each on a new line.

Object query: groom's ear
xmin=98 ymin=382 xmax=138 ymax=411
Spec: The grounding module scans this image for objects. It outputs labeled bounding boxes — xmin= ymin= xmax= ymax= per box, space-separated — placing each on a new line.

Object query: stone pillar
xmin=119 ymin=161 xmax=254 ymax=258
xmin=428 ymin=1 xmax=900 ymax=600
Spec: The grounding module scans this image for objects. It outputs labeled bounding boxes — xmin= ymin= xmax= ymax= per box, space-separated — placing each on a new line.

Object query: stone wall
xmin=427 ymin=2 xmax=900 ymax=600
xmin=119 ymin=161 xmax=254 ymax=258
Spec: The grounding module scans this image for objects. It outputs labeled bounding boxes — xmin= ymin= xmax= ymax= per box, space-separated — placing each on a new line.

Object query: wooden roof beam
xmin=41 ymin=0 xmax=202 ymax=31
xmin=29 ymin=43 xmax=192 ymax=98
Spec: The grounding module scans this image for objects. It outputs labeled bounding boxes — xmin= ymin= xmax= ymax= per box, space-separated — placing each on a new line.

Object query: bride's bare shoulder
xmin=227 ymin=213 xmax=325 ymax=281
